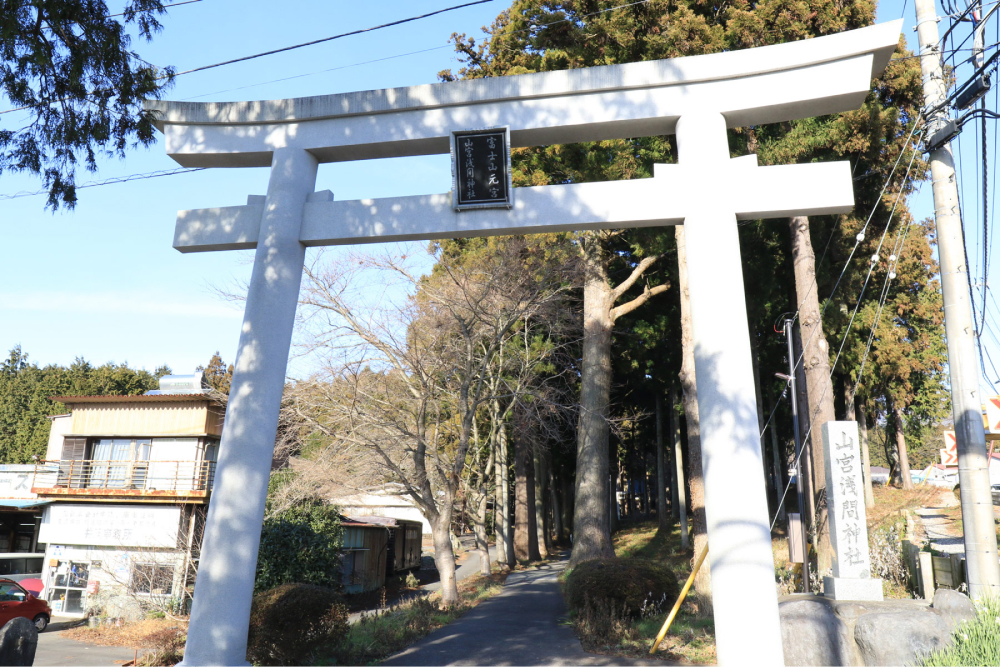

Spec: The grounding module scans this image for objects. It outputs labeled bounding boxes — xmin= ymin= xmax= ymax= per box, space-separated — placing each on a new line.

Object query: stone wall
xmin=780 ymin=589 xmax=975 ymax=666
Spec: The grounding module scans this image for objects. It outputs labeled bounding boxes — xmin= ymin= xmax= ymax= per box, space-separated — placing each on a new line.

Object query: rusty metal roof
xmin=51 ymin=394 xmax=224 ymax=405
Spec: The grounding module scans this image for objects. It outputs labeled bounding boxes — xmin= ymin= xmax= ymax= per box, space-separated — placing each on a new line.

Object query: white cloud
xmin=0 ymin=291 xmax=243 ymax=319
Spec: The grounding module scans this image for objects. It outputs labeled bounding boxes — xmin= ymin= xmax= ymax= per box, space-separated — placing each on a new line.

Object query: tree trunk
xmin=892 ymin=403 xmax=914 ymax=490
xmin=534 ymin=449 xmax=550 ymax=558
xmin=856 ymin=402 xmax=876 ymax=508
xmin=790 ymin=215 xmax=834 ymax=575
xmin=750 ymin=329 xmax=772 ymax=504
xmin=562 ymin=475 xmax=574 ymax=540
xmin=493 ymin=462 xmax=506 ymax=567
xmin=499 ymin=418 xmax=514 ymax=569
xmin=550 ymin=465 xmax=564 ymax=545
xmin=769 ymin=400 xmax=786 ymax=523
xmin=670 ymin=412 xmax=680 ymax=521
xmin=430 ymin=507 xmax=459 ymax=606
xmin=514 ymin=434 xmax=541 ymax=561
xmin=569 ymin=241 xmax=616 ymax=565
xmin=676 ymin=226 xmax=705 ymax=598
xmin=644 ymin=468 xmax=651 ymax=517
xmin=474 ymin=491 xmax=491 ymax=576
xmin=656 ymin=392 xmax=670 ymax=532
xmin=671 ymin=384 xmax=690 ymax=551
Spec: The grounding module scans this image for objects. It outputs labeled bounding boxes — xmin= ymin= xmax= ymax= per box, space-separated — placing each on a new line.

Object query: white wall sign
xmin=39 ymin=505 xmax=181 ymax=548
xmin=0 ymin=466 xmax=37 ymax=500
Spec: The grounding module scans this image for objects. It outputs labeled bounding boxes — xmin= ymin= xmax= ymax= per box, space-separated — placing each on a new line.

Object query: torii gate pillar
xmin=676 ymin=112 xmax=783 ymax=663
xmin=180 ymin=147 xmax=318 ymax=666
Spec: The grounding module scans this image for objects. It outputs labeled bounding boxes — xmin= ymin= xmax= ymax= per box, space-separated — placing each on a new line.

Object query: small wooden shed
xmin=340 ymin=517 xmax=389 ymax=594
xmin=347 ymin=515 xmax=422 ymax=575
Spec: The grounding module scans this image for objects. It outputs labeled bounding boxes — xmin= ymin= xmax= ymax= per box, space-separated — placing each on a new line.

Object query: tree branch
xmin=610 ymin=254 xmax=661 ymax=302
xmin=610 ymin=282 xmax=670 ymax=322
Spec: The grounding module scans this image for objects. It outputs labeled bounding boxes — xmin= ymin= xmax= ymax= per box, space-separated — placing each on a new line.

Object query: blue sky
xmin=2 ymin=0 xmax=995 ymax=393
xmin=0 ymin=0 xmax=503 ymax=376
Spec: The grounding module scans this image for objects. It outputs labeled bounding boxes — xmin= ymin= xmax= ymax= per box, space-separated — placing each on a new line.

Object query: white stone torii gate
xmin=147 ymin=20 xmax=901 ymax=666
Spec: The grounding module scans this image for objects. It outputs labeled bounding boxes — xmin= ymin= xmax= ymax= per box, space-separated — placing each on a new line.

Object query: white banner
xmin=39 ymin=504 xmax=181 ymax=548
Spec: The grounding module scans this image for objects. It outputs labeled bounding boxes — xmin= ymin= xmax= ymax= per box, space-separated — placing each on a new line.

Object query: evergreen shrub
xmin=565 ymin=557 xmax=679 ymax=618
xmin=246 ymin=583 xmax=349 ymax=666
xmin=254 ymin=474 xmax=344 ymax=593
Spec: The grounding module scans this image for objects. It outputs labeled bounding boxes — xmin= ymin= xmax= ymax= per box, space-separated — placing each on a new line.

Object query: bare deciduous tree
xmin=290 ymin=240 xmax=568 ymax=605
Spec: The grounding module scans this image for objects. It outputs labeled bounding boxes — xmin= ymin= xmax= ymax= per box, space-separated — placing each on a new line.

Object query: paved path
xmin=383 ymin=558 xmax=657 ymax=666
xmin=424 ymin=545 xmax=496 ymax=593
xmin=35 ymin=629 xmax=136 ymax=666
xmin=350 ymin=546 xmax=497 ymax=624
xmin=916 ymin=490 xmax=965 ymax=555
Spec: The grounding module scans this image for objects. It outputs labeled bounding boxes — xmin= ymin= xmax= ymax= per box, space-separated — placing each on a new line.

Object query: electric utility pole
xmin=915 ymin=0 xmax=1000 ymax=599
xmin=784 ymin=319 xmax=810 ymax=593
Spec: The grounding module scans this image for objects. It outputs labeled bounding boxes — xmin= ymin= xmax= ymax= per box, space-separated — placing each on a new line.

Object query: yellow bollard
xmin=650 ymin=546 xmax=709 ymax=654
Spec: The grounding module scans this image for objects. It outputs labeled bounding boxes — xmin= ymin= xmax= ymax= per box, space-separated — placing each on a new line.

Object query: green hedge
xmin=255 ymin=475 xmax=344 ymax=593
xmin=566 ymin=557 xmax=679 ymax=618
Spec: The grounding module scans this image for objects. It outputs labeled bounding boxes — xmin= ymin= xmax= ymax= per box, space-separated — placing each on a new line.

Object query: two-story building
xmin=31 ymin=374 xmax=221 ymax=616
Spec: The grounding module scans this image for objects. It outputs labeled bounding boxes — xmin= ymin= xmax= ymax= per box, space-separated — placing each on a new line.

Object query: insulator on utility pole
xmin=915 ymin=0 xmax=1000 ymax=600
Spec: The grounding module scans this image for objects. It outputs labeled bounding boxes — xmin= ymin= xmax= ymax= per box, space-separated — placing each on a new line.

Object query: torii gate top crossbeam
xmin=146 ymin=20 xmax=901 ymax=168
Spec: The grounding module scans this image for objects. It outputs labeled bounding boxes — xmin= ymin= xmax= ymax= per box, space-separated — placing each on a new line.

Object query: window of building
xmin=50 ymin=560 xmax=89 ymax=614
xmin=88 ymin=438 xmax=152 ymax=489
xmin=0 ymin=558 xmax=43 ymax=576
xmin=130 ymin=564 xmax=174 ymax=596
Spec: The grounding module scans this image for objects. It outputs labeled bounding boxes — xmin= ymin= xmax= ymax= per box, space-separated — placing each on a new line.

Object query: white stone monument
xmin=146 ymin=20 xmax=903 ymax=666
xmin=823 ymin=420 xmax=884 ymax=601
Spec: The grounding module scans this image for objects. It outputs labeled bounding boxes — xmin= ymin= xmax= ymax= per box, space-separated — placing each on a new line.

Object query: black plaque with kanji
xmin=452 ymin=127 xmax=512 ymax=210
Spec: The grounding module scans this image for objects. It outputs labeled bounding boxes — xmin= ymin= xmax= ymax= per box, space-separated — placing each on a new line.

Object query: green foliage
xmin=919 ymin=597 xmax=1000 ymax=666
xmin=0 ymin=346 xmax=163 ymax=463
xmin=255 ymin=475 xmax=344 ymax=593
xmin=566 ymin=557 xmax=679 ymax=618
xmin=196 ymin=351 xmax=232 ymax=395
xmin=0 ymin=0 xmax=175 ymax=209
xmin=246 ymin=583 xmax=349 ymax=666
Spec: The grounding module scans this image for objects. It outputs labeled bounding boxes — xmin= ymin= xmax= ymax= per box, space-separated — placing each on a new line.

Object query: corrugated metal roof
xmin=339 ymin=514 xmax=389 ymax=529
xmin=51 ymin=394 xmax=224 ymax=405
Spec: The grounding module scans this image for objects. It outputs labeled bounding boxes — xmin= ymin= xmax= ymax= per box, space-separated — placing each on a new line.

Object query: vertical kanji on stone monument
xmin=822 ymin=421 xmax=883 ymax=601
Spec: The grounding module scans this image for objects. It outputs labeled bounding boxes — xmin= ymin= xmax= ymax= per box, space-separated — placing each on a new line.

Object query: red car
xmin=0 ymin=579 xmax=51 ymax=632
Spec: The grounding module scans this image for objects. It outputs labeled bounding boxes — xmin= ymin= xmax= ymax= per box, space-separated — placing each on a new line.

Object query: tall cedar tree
xmin=0 ymin=0 xmax=173 ymax=208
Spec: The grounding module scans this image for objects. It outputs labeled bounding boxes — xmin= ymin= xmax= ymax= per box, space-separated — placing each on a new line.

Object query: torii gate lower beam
xmin=174 ymin=120 xmax=853 ymax=667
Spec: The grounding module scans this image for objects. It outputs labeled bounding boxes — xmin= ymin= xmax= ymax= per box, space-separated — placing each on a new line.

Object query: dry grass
xmin=65 ymin=617 xmax=187 ymax=666
xmin=65 ymin=617 xmax=186 ymax=649
xmin=867 ymin=485 xmax=939 ymax=531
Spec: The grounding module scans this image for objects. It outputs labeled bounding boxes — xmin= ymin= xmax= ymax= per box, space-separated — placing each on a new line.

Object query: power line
xmin=0 ymin=0 xmax=494 ymax=117
xmin=172 ymin=0 xmax=494 ymax=78
xmin=0 ymin=167 xmax=203 ymax=201
xmin=182 ymin=0 xmax=660 ymax=101
xmin=182 ymin=45 xmax=452 ymax=101
xmin=108 ymin=0 xmax=205 ymax=18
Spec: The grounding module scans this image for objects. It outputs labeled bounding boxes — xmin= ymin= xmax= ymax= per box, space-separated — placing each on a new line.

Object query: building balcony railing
xmin=31 ymin=460 xmax=216 ymax=502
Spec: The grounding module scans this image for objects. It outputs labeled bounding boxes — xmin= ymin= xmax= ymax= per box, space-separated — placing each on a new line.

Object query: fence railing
xmin=33 ymin=459 xmax=216 ymax=493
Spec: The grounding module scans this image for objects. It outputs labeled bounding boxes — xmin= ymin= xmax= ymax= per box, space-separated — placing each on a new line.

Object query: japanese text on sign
xmin=452 ymin=128 xmax=511 ymax=210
